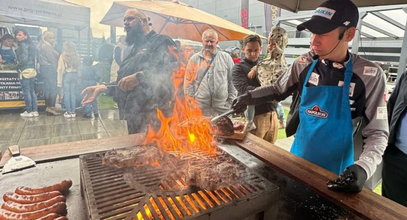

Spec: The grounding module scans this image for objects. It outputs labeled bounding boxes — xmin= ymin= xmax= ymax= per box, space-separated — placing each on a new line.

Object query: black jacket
xmin=232 ymin=58 xmax=275 ymax=115
xmin=387 ymin=70 xmax=407 ymax=148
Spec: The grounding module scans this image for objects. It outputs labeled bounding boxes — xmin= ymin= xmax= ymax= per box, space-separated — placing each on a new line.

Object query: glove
xmin=232 ymin=92 xmax=252 ymax=113
xmin=327 ymin=164 xmax=367 ymax=193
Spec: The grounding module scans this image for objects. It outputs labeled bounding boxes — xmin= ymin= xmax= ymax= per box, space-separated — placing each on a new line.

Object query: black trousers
xmin=39 ymin=65 xmax=57 ymax=107
xmin=382 ymin=146 xmax=407 ymax=206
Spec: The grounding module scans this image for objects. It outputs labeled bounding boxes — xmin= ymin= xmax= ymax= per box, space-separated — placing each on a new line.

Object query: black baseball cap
xmin=297 ymin=0 xmax=359 ymax=34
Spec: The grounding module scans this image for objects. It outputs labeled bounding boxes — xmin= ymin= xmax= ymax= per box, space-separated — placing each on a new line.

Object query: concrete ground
xmin=0 ymin=109 xmax=128 ymax=153
xmin=0 ymin=106 xmax=294 ymax=155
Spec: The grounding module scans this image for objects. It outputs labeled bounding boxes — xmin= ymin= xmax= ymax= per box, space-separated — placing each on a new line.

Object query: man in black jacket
xmin=232 ymin=34 xmax=278 ymax=143
xmin=82 ymin=9 xmax=177 ymax=134
xmin=382 ymin=70 xmax=407 ymax=206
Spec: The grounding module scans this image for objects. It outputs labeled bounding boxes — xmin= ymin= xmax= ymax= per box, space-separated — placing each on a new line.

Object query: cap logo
xmin=313 ymin=7 xmax=336 ymax=20
xmin=343 ymin=21 xmax=350 ymax=26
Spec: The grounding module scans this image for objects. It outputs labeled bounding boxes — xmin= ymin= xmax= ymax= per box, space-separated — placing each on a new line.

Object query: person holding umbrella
xmin=232 ymin=0 xmax=388 ymax=193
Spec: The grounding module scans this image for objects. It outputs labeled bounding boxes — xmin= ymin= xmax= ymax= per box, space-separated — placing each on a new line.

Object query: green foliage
xmin=97 ymin=94 xmax=116 ymax=110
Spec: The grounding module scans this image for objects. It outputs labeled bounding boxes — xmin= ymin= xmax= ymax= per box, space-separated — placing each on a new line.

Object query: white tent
xmin=0 ymin=0 xmax=90 ymax=30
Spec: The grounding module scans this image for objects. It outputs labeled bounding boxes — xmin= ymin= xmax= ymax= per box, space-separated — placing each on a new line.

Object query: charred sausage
xmin=15 ymin=180 xmax=72 ymax=195
xmin=3 ymin=191 xmax=62 ymax=204
xmin=1 ymin=195 xmax=66 ymax=213
xmin=0 ymin=202 xmax=67 ymax=220
xmin=34 ymin=213 xmax=61 ymax=220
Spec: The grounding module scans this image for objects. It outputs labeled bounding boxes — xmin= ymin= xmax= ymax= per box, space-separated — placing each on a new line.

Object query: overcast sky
xmin=67 ymin=0 xmax=122 ymax=38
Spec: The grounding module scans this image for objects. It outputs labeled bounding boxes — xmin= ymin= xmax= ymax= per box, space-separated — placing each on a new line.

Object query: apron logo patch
xmin=306 ymin=105 xmax=328 ymax=118
xmin=298 ymin=56 xmax=307 ymax=64
xmin=363 ymin=66 xmax=378 ymax=76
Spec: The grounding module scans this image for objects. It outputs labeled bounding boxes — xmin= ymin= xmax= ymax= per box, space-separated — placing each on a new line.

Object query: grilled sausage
xmin=34 ymin=213 xmax=61 ymax=220
xmin=3 ymin=191 xmax=62 ymax=204
xmin=0 ymin=202 xmax=67 ymax=220
xmin=15 ymin=180 xmax=72 ymax=195
xmin=1 ymin=195 xmax=66 ymax=213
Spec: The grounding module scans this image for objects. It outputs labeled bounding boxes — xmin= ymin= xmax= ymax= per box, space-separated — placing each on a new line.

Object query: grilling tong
xmin=210 ymin=108 xmax=239 ymax=124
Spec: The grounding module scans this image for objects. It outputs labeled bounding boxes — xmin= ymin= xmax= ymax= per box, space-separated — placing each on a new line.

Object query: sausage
xmin=35 ymin=213 xmax=61 ymax=220
xmin=1 ymin=195 xmax=66 ymax=213
xmin=0 ymin=202 xmax=67 ymax=220
xmin=15 ymin=180 xmax=72 ymax=195
xmin=3 ymin=191 xmax=62 ymax=204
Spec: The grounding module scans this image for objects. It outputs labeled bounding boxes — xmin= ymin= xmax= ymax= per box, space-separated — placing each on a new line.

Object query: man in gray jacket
xmin=184 ymin=29 xmax=236 ymax=116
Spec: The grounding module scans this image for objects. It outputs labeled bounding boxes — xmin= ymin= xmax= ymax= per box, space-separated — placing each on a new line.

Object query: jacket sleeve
xmin=39 ymin=44 xmax=59 ymax=66
xmin=183 ymin=55 xmax=198 ymax=97
xmin=232 ymin=63 xmax=255 ymax=95
xmin=226 ymin=55 xmax=237 ymax=102
xmin=354 ymin=64 xmax=389 ymax=179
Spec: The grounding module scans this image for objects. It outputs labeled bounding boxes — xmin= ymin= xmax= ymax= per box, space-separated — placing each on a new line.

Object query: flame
xmin=143 ymin=62 xmax=216 ymax=155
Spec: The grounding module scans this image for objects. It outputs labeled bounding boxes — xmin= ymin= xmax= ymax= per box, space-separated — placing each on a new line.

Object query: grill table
xmin=80 ymin=147 xmax=279 ymax=220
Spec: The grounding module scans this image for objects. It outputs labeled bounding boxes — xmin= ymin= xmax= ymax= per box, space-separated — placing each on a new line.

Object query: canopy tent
xmin=100 ymin=1 xmax=262 ymax=41
xmin=0 ymin=0 xmax=90 ymax=30
xmin=258 ymin=0 xmax=407 ymax=13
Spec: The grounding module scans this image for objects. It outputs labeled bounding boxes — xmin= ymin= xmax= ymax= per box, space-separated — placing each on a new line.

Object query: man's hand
xmin=232 ymin=92 xmax=252 ymax=113
xmin=247 ymin=66 xmax=257 ymax=79
xmin=327 ymin=164 xmax=367 ymax=193
xmin=81 ymin=84 xmax=107 ymax=106
xmin=118 ymin=72 xmax=142 ymax=91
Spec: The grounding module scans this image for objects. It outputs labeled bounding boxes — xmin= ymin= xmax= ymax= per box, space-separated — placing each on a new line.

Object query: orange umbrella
xmin=100 ymin=1 xmax=263 ymax=41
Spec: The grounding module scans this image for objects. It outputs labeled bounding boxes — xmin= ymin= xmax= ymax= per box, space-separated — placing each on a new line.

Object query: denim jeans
xmin=276 ymin=102 xmax=286 ymax=122
xmin=63 ymin=72 xmax=77 ymax=112
xmin=21 ymin=78 xmax=38 ymax=112
xmin=84 ymin=101 xmax=99 ymax=116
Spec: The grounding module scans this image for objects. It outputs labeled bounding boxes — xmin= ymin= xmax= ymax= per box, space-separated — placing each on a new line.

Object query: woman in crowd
xmin=15 ymin=29 xmax=38 ymax=117
xmin=38 ymin=30 xmax=61 ymax=116
xmin=57 ymin=41 xmax=80 ymax=118
xmin=0 ymin=34 xmax=17 ymax=66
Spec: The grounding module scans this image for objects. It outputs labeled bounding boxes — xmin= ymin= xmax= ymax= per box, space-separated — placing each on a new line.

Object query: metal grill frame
xmin=80 ymin=146 xmax=279 ymax=220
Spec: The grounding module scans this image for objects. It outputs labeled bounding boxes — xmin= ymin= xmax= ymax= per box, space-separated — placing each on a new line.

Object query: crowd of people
xmin=0 ymin=0 xmax=405 ymax=207
xmin=0 ymin=28 xmax=100 ymax=118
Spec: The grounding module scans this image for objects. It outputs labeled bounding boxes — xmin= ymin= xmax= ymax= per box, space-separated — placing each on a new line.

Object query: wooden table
xmin=234 ymin=133 xmax=407 ymax=220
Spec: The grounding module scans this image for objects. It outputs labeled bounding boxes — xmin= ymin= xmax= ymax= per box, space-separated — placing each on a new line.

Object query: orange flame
xmin=143 ymin=63 xmax=216 ymax=155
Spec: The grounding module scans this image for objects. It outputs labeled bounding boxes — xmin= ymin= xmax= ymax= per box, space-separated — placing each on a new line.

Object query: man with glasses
xmin=184 ymin=29 xmax=236 ymax=116
xmin=82 ymin=9 xmax=178 ymax=134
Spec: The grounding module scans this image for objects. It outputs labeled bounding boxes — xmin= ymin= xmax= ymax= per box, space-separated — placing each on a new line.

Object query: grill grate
xmin=80 ymin=147 xmax=277 ymax=220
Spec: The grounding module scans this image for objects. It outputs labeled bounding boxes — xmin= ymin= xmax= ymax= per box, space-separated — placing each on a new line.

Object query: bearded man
xmin=82 ymin=9 xmax=178 ymax=134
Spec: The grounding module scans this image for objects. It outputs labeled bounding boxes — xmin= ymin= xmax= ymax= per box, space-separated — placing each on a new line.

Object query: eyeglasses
xmin=124 ymin=16 xmax=141 ymax=23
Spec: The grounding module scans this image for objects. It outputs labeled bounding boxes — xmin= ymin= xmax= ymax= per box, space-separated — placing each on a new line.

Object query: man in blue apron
xmin=232 ymin=0 xmax=389 ymax=193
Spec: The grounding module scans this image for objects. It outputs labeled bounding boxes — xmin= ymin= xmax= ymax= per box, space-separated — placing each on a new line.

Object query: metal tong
xmin=210 ymin=108 xmax=239 ymax=123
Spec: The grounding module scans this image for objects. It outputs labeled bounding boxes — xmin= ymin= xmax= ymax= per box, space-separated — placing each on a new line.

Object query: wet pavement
xmin=0 ymin=109 xmax=128 ymax=153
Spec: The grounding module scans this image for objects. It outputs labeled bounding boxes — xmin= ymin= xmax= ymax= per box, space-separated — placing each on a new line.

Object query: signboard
xmin=241 ymin=0 xmax=249 ymax=29
xmin=0 ymin=71 xmax=44 ymax=109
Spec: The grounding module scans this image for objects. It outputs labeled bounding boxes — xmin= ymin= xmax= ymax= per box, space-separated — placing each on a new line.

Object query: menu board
xmin=0 ymin=70 xmax=44 ymax=109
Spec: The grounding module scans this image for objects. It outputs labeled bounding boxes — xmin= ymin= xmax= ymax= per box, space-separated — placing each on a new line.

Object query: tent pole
xmin=351 ymin=12 xmax=366 ymax=54
xmin=110 ymin=26 xmax=116 ymax=44
xmin=397 ymin=8 xmax=407 ymax=80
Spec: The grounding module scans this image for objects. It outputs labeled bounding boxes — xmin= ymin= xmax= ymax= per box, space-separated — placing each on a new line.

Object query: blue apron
xmin=290 ymin=58 xmax=354 ymax=174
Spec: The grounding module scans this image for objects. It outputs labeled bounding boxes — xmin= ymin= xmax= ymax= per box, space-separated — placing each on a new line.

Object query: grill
xmin=80 ymin=146 xmax=278 ymax=220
